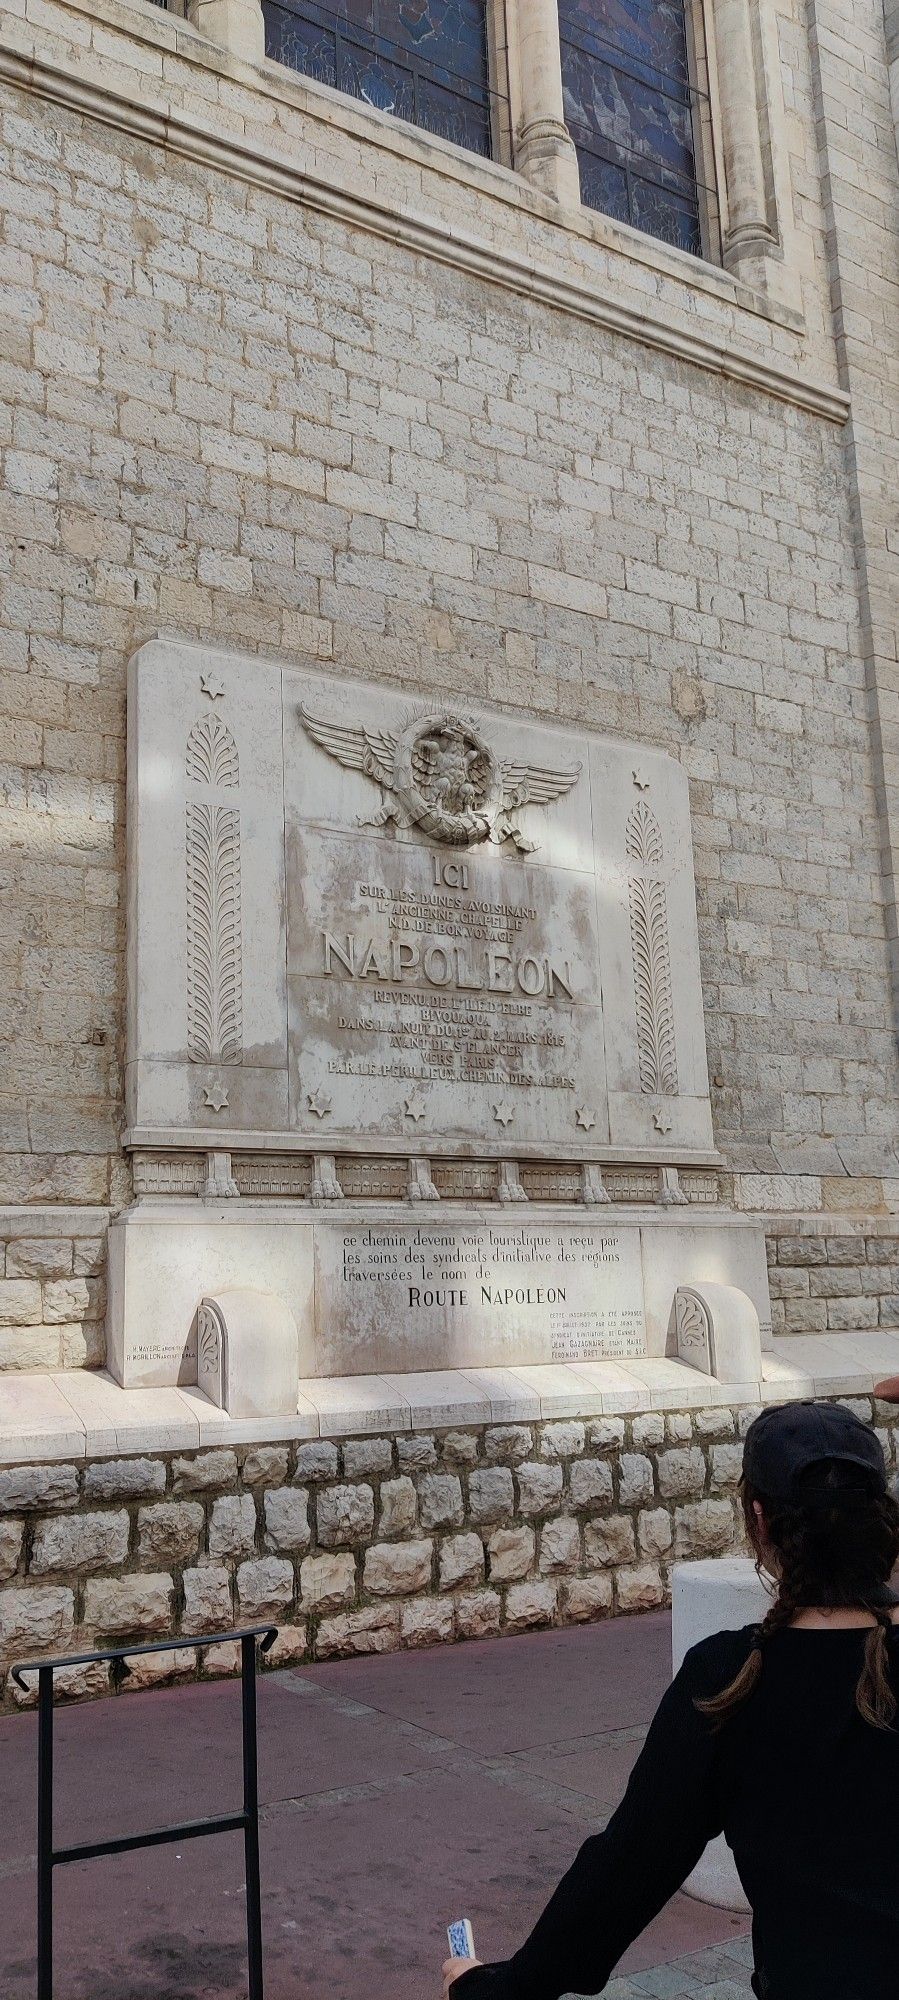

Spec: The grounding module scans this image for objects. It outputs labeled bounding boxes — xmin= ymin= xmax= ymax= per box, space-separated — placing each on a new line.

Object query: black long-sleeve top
xmin=453 ymin=1624 xmax=899 ymax=2000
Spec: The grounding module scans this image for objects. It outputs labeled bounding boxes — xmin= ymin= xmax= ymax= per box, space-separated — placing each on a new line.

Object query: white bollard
xmin=671 ymin=1557 xmax=774 ymax=1911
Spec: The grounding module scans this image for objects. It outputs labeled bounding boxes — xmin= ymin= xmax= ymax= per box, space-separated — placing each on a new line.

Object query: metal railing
xmin=13 ymin=1626 xmax=278 ymax=2000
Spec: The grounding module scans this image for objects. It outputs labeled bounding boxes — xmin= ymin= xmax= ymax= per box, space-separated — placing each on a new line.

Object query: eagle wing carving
xmin=299 ymin=708 xmax=396 ymax=790
xmin=499 ymin=759 xmax=582 ymax=810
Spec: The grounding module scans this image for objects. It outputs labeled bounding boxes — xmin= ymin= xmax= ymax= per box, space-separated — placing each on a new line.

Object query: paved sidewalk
xmin=0 ymin=1613 xmax=752 ymax=1999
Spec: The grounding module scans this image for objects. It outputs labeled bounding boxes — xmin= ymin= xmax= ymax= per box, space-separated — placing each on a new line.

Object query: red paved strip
xmin=0 ymin=1614 xmax=749 ymax=1999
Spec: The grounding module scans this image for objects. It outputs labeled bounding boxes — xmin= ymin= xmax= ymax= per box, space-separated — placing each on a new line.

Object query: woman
xmin=442 ymin=1399 xmax=899 ymax=2000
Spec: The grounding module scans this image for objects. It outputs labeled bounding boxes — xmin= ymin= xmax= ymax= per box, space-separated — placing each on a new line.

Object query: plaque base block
xmin=108 ymin=1202 xmax=772 ymax=1396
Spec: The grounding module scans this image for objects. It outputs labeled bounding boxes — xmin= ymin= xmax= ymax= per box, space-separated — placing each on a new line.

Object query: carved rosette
xmin=185 ymin=715 xmax=243 ymax=1066
xmin=196 ymin=1298 xmax=226 ymax=1405
xmin=625 ymin=798 xmax=678 ymax=1097
xmin=674 ymin=1288 xmax=712 ymax=1374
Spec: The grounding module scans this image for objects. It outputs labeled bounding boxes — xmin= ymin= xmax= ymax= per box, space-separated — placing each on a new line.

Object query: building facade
xmin=1 ymin=0 xmax=899 ymax=1684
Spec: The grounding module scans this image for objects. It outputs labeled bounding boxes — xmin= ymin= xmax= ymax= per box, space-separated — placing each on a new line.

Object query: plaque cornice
xmin=124 ymin=1128 xmax=725 ymax=1169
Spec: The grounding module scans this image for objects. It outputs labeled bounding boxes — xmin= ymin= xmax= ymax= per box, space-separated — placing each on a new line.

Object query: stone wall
xmin=766 ymin=1220 xmax=899 ymax=1337
xmin=0 ymin=1 xmax=898 ymax=1233
xmin=3 ymin=1394 xmax=897 ymax=1709
xmin=0 ymin=1209 xmax=108 ymax=1370
xmin=1 ymin=0 xmax=899 ymax=1361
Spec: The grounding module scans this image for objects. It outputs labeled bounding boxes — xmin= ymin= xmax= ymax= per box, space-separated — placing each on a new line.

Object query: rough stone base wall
xmin=3 ymin=1396 xmax=897 ymax=1711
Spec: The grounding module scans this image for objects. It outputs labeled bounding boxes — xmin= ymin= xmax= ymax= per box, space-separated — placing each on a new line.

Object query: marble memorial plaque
xmin=126 ymin=640 xmax=713 ymax=1160
xmin=116 ymin=644 xmax=774 ymax=1399
xmin=108 ymin=1202 xmax=775 ymax=1386
xmin=312 ymin=1219 xmax=646 ymax=1374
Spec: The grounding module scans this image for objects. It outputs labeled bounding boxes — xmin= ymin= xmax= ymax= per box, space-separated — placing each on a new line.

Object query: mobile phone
xmin=447 ymin=1917 xmax=476 ymax=1959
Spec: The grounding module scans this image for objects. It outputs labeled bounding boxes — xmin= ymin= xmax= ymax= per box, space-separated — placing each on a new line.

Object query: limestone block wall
xmin=1 ymin=0 xmax=899 ymax=1355
xmin=766 ymin=1220 xmax=899 ymax=1337
xmin=0 ymin=1209 xmax=108 ymax=1371
xmin=2 ymin=1394 xmax=897 ymax=1710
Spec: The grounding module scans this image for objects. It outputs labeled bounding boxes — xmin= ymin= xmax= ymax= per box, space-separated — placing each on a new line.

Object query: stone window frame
xmin=498 ymin=0 xmax=796 ymax=302
xmin=552 ymin=0 xmax=720 ymax=262
xmin=187 ymin=0 xmax=799 ymax=308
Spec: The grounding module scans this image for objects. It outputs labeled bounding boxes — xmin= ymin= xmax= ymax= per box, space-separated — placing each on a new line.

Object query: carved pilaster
xmin=201 ymin=1150 xmax=239 ymax=1199
xmin=497 ymin=1160 xmax=528 ymax=1203
xmin=657 ymin=1166 xmax=689 ymax=1208
xmin=310 ymin=1155 xmax=343 ymax=1204
xmin=507 ymin=0 xmax=581 ymax=205
xmin=187 ymin=0 xmax=265 ymax=62
xmin=408 ymin=1157 xmax=440 ymax=1203
xmin=581 ymin=1163 xmax=611 ymax=1206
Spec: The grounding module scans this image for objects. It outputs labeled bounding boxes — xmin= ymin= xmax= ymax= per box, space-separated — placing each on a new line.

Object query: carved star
xmin=632 ymin=767 xmax=650 ymax=790
xmin=307 ymin=1088 xmax=333 ymax=1119
xmin=200 ymin=670 xmax=225 ymax=700
xmin=203 ymin=1084 xmax=229 ymax=1113
xmin=653 ymin=1109 xmax=673 ymax=1135
xmin=492 ymin=1100 xmax=515 ymax=1127
xmin=404 ymin=1093 xmax=427 ymax=1122
xmin=575 ymin=1104 xmax=596 ymax=1130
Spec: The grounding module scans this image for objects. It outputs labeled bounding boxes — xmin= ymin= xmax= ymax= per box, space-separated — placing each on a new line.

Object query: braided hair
xmin=695 ymin=1458 xmax=899 ymax=1731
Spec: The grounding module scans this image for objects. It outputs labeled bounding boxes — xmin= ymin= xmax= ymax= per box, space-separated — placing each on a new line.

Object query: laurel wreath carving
xmin=186 ymin=714 xmax=239 ymax=789
xmin=186 ymin=801 xmax=243 ymax=1065
xmin=626 ymin=801 xmax=678 ymax=1096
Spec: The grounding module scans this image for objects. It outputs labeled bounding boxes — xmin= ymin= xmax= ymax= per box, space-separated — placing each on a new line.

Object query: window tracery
xmin=557 ymin=0 xmax=715 ymax=256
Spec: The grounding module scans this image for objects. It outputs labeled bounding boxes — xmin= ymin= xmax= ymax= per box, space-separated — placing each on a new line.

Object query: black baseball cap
xmin=742 ymin=1400 xmax=886 ymax=1503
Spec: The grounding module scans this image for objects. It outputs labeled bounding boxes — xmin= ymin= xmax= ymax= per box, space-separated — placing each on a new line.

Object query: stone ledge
xmin=0 ymin=37 xmax=848 ymax=427
xmin=0 ymin=1208 xmax=111 ymax=1237
xmin=1 ymin=1334 xmax=897 ymax=1465
xmin=766 ymin=1213 xmax=899 ymax=1236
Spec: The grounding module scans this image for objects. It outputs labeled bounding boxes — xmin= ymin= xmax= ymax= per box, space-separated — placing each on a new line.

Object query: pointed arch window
xmin=263 ymin=0 xmax=496 ymax=158
xmin=557 ymin=0 xmax=719 ymax=258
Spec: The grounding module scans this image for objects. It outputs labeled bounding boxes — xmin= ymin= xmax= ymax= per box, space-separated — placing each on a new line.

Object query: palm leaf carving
xmin=185 ymin=709 xmax=243 ymax=1065
xmin=626 ymin=802 xmax=677 ymax=1096
xmin=186 ymin=715 xmax=239 ymax=789
xmin=625 ymin=797 xmax=663 ymax=868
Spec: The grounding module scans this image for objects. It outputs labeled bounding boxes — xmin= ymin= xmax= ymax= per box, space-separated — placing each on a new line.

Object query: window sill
xmin=200 ymin=0 xmax=807 ymax=339
xmin=6 ymin=0 xmax=844 ymax=420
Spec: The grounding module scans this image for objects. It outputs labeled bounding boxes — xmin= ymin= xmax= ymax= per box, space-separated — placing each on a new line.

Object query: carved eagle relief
xmin=299 ymin=705 xmax=581 ymax=851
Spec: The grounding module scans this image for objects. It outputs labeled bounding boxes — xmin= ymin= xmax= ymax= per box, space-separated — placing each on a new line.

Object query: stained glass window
xmin=264 ymin=0 xmax=494 ymax=159
xmin=558 ymin=0 xmax=714 ymax=258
